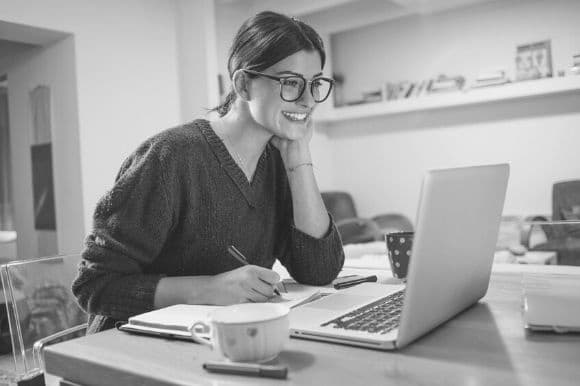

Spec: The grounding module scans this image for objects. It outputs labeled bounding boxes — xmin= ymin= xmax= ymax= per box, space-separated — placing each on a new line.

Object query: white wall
xmin=319 ymin=0 xmax=580 ymax=221
xmin=176 ymin=0 xmax=220 ymax=121
xmin=215 ymin=0 xmax=249 ymax=92
xmin=331 ymin=0 xmax=580 ymax=102
xmin=1 ymin=0 xmax=215 ymax=255
xmin=1 ymin=0 xmax=184 ymax=239
xmin=5 ymin=38 xmax=82 ymax=259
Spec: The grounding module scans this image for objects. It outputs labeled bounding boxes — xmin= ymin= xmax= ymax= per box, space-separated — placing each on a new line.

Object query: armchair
xmin=321 ymin=191 xmax=414 ymax=245
xmin=372 ymin=213 xmax=414 ymax=235
xmin=525 ymin=180 xmax=580 ymax=266
xmin=0 ymin=254 xmax=87 ymax=385
xmin=321 ymin=191 xmax=380 ymax=244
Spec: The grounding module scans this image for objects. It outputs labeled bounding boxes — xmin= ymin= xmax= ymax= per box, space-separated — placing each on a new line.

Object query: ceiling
xmin=218 ymin=0 xmax=499 ymax=17
xmin=0 ymin=38 xmax=36 ymax=64
xmin=217 ymin=0 xmax=502 ymax=33
xmin=0 ymin=19 xmax=69 ymax=67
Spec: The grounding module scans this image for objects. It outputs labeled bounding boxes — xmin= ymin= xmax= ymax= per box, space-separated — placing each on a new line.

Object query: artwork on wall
xmin=29 ymin=85 xmax=56 ymax=231
xmin=30 ymin=143 xmax=57 ymax=230
xmin=515 ymin=40 xmax=553 ymax=81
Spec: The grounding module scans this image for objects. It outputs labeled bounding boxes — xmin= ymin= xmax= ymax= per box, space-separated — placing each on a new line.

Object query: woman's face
xmin=246 ymin=49 xmax=323 ymax=140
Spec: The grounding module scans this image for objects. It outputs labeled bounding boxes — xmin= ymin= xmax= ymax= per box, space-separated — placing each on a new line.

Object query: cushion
xmin=561 ymin=205 xmax=580 ymax=221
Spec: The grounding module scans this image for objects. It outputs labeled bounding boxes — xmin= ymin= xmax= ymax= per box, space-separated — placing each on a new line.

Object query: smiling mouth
xmin=282 ymin=111 xmax=309 ymax=122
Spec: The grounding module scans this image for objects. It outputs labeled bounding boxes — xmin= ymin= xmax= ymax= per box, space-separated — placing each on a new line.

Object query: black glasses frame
xmin=240 ymin=69 xmax=334 ymax=103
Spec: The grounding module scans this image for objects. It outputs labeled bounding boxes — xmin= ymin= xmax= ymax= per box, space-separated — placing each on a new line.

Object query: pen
xmin=203 ymin=361 xmax=288 ymax=379
xmin=227 ymin=245 xmax=282 ymax=296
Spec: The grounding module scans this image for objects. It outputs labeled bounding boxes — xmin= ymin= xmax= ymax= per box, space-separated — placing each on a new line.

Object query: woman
xmin=73 ymin=11 xmax=344 ymax=333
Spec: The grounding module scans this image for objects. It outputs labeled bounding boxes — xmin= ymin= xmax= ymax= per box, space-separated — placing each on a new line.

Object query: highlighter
xmin=332 ymin=274 xmax=378 ymax=290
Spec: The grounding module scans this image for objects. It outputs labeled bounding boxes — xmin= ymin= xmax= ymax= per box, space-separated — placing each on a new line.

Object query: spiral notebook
xmin=118 ymin=284 xmax=323 ymax=341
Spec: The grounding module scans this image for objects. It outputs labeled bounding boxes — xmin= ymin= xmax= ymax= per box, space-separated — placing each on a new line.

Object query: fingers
xmin=235 ymin=265 xmax=280 ymax=286
xmin=256 ymin=279 xmax=277 ymax=297
xmin=220 ymin=265 xmax=281 ymax=304
xmin=252 ymin=266 xmax=280 ymax=285
xmin=238 ymin=286 xmax=271 ymax=303
xmin=248 ymin=288 xmax=271 ymax=302
xmin=245 ymin=276 xmax=279 ymax=302
xmin=243 ymin=274 xmax=277 ymax=299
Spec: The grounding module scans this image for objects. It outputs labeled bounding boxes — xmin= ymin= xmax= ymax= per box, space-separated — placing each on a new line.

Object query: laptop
xmin=290 ymin=163 xmax=510 ymax=350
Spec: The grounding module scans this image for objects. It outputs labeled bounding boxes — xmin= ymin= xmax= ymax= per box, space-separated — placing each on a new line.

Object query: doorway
xmin=0 ymin=75 xmax=17 ymax=261
xmin=0 ymin=21 xmax=84 ymax=260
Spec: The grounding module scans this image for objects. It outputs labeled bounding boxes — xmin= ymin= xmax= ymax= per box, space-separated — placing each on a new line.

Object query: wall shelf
xmin=315 ymin=76 xmax=580 ymax=123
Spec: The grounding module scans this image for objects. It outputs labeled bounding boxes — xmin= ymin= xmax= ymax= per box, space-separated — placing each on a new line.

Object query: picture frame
xmin=31 ymin=143 xmax=57 ymax=230
xmin=515 ymin=40 xmax=553 ymax=81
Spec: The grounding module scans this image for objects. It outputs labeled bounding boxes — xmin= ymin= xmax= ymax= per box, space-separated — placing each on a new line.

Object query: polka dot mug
xmin=385 ymin=232 xmax=414 ymax=280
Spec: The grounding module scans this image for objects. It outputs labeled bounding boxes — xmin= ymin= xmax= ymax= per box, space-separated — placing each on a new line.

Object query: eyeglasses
xmin=240 ymin=69 xmax=334 ymax=103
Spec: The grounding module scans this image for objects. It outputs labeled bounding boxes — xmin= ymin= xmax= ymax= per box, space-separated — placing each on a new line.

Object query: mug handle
xmin=189 ymin=321 xmax=213 ymax=347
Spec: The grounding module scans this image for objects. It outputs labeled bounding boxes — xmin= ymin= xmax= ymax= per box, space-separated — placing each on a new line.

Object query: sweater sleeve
xmin=72 ymin=141 xmax=174 ymax=320
xmin=283 ymin=216 xmax=345 ymax=285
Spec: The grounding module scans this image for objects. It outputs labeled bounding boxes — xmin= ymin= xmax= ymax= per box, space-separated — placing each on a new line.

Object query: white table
xmin=44 ymin=265 xmax=580 ymax=386
xmin=515 ymin=251 xmax=557 ymax=265
xmin=341 ymin=241 xmax=558 ymax=270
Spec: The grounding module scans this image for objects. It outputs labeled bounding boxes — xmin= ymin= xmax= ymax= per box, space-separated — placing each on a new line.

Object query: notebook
xmin=119 ymin=283 xmax=323 ymax=340
xmin=290 ymin=164 xmax=509 ymax=350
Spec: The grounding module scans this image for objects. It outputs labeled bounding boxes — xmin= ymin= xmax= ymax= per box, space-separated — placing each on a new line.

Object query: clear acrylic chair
xmin=0 ymin=254 xmax=87 ymax=385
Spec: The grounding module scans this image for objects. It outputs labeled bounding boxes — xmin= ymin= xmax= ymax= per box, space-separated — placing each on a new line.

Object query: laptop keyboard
xmin=320 ymin=290 xmax=405 ymax=335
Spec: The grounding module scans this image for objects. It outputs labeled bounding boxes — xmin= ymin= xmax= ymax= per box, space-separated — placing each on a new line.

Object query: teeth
xmin=282 ymin=111 xmax=308 ymax=121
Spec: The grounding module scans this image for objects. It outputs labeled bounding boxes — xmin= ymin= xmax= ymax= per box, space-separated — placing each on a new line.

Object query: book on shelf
xmin=409 ymin=80 xmax=429 ymax=98
xmin=428 ymin=74 xmax=465 ymax=93
xmin=430 ymin=79 xmax=457 ymax=91
xmin=118 ymin=283 xmax=324 ymax=341
xmin=470 ymin=68 xmax=510 ymax=89
xmin=362 ymin=89 xmax=383 ymax=103
xmin=470 ymin=78 xmax=511 ymax=89
xmin=383 ymin=83 xmax=398 ymax=100
xmin=383 ymin=81 xmax=414 ymax=101
xmin=400 ymin=81 xmax=415 ymax=99
xmin=476 ymin=70 xmax=507 ymax=82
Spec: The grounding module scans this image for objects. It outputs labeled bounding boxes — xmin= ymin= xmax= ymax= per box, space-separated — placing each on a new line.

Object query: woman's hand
xmin=269 ymin=116 xmax=330 ymax=238
xmin=201 ymin=265 xmax=281 ymax=306
xmin=270 ymin=117 xmax=314 ymax=170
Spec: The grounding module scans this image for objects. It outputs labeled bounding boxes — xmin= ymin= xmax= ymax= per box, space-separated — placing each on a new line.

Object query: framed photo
xmin=515 ymin=40 xmax=553 ymax=81
xmin=31 ymin=143 xmax=57 ymax=230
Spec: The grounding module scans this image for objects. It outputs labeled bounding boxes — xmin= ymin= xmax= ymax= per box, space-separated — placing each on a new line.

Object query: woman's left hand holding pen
xmin=201 ymin=266 xmax=281 ymax=306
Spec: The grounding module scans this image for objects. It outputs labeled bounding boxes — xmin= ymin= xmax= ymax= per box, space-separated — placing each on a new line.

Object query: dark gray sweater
xmin=73 ymin=119 xmax=344 ymax=333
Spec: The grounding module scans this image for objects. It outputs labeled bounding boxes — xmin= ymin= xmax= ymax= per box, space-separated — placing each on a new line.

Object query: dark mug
xmin=385 ymin=232 xmax=414 ymax=280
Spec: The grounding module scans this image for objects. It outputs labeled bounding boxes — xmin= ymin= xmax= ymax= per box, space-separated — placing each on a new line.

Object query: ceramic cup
xmin=386 ymin=231 xmax=414 ymax=280
xmin=189 ymin=303 xmax=290 ymax=363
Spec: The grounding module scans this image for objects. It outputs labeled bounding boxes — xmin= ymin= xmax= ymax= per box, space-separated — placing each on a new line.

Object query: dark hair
xmin=212 ymin=11 xmax=326 ymax=117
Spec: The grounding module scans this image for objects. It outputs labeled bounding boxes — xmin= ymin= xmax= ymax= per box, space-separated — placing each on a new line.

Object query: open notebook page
xmin=121 ymin=284 xmax=324 ymax=339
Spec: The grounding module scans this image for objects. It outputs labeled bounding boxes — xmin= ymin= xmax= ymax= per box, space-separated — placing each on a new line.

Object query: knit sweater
xmin=72 ymin=119 xmax=345 ymax=333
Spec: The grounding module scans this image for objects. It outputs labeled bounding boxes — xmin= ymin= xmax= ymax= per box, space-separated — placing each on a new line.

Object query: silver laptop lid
xmin=396 ymin=164 xmax=509 ymax=348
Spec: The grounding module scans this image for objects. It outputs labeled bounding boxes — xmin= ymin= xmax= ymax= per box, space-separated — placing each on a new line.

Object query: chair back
xmin=0 ymin=254 xmax=86 ymax=384
xmin=321 ymin=191 xmax=358 ymax=222
xmin=336 ymin=219 xmax=380 ymax=245
xmin=553 ymin=180 xmax=580 ymax=220
xmin=551 ymin=180 xmax=580 ymax=239
xmin=372 ymin=213 xmax=414 ymax=236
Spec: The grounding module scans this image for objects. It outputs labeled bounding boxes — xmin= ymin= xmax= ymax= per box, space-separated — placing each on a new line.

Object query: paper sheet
xmin=522 ymin=273 xmax=580 ymax=331
xmin=125 ymin=284 xmax=325 ymax=335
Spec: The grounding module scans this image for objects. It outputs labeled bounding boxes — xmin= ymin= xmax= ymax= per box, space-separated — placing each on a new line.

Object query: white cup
xmin=189 ymin=303 xmax=290 ymax=363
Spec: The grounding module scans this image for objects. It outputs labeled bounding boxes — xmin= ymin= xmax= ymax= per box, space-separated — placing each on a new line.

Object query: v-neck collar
xmin=200 ymin=119 xmax=270 ymax=208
